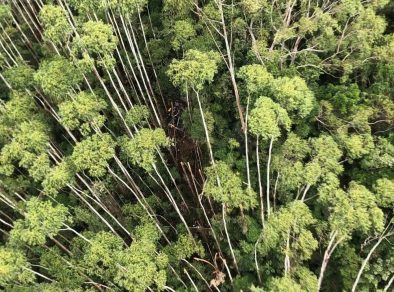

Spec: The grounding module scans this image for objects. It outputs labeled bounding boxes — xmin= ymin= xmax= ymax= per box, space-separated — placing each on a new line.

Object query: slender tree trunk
xmin=266 ymin=137 xmax=274 ymax=216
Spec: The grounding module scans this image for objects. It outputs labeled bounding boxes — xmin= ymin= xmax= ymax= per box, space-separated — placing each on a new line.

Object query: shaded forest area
xmin=0 ymin=0 xmax=393 ymax=291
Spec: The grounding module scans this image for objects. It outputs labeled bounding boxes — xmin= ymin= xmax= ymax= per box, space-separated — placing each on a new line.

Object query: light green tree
xmin=34 ymin=56 xmax=84 ymax=102
xmin=249 ymin=96 xmax=291 ymax=141
xmin=0 ymin=247 xmax=35 ymax=286
xmin=39 ymin=5 xmax=72 ymax=44
xmin=9 ymin=197 xmax=71 ymax=246
xmin=204 ymin=161 xmax=257 ymax=210
xmin=71 ymin=133 xmax=116 ymax=177
xmin=73 ymin=20 xmax=118 ymax=68
xmin=58 ymin=91 xmax=107 ymax=136
xmin=120 ymin=128 xmax=170 ymax=172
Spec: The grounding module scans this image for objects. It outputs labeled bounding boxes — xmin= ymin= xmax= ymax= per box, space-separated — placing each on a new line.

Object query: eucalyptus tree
xmin=0 ymin=0 xmax=393 ymax=291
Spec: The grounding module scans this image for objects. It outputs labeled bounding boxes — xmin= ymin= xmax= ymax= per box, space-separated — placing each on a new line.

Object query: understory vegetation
xmin=0 ymin=0 xmax=393 ymax=291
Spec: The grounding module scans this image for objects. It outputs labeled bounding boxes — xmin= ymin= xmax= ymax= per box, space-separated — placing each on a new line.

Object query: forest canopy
xmin=0 ymin=0 xmax=393 ymax=291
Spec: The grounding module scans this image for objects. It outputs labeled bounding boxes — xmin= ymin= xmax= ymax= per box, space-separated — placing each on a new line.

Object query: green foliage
xmin=9 ymin=197 xmax=70 ymax=246
xmin=238 ymin=64 xmax=273 ymax=95
xmin=0 ymin=91 xmax=37 ymax=131
xmin=182 ymin=108 xmax=215 ymax=143
xmin=83 ymin=231 xmax=124 ymax=279
xmin=39 ymin=5 xmax=72 ymax=44
xmin=68 ymin=0 xmax=147 ymax=16
xmin=204 ymin=161 xmax=257 ymax=210
xmin=325 ymin=182 xmax=384 ymax=238
xmin=165 ymin=234 xmax=205 ymax=263
xmin=0 ymin=4 xmax=12 ymax=24
xmin=40 ymin=248 xmax=84 ymax=289
xmin=34 ymin=57 xmax=83 ymax=102
xmin=310 ymin=135 xmax=343 ymax=176
xmin=115 ymin=224 xmax=168 ymax=291
xmin=42 ymin=160 xmax=76 ymax=195
xmin=125 ymin=105 xmax=150 ymax=127
xmin=71 ymin=133 xmax=115 ymax=177
xmin=374 ymin=178 xmax=394 ymax=208
xmin=1 ymin=1 xmax=394 ymax=291
xmin=265 ymin=276 xmax=303 ymax=292
xmin=120 ymin=128 xmax=170 ymax=171
xmin=339 ymin=133 xmax=374 ymax=160
xmin=249 ymin=96 xmax=291 ymax=140
xmin=167 ymin=49 xmax=220 ymax=91
xmin=3 ymin=64 xmax=35 ymax=90
xmin=0 ymin=247 xmax=35 ymax=286
xmin=0 ymin=120 xmax=49 ymax=176
xmin=271 ymin=76 xmax=315 ymax=119
xmin=324 ymin=83 xmax=361 ymax=115
xmin=73 ymin=20 xmax=118 ymax=68
xmin=58 ymin=91 xmax=107 ymax=135
xmin=258 ymin=201 xmax=318 ymax=264
xmin=241 ymin=0 xmax=267 ymax=15
xmin=171 ymin=20 xmax=196 ymax=51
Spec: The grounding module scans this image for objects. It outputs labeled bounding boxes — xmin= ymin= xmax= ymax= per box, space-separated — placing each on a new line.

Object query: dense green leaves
xmin=167 ymin=49 xmax=220 ymax=91
xmin=9 ymin=197 xmax=70 ymax=246
xmin=249 ymin=96 xmax=291 ymax=140
xmin=58 ymin=91 xmax=107 ymax=135
xmin=34 ymin=57 xmax=83 ymax=102
xmin=0 ymin=1 xmax=393 ymax=291
xmin=40 ymin=5 xmax=72 ymax=44
xmin=0 ymin=247 xmax=35 ymax=286
xmin=120 ymin=128 xmax=170 ymax=172
xmin=71 ymin=133 xmax=115 ymax=177
xmin=204 ymin=161 xmax=257 ymax=210
xmin=73 ymin=20 xmax=118 ymax=68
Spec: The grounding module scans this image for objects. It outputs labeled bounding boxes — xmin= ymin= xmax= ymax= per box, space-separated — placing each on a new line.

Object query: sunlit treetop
xmin=262 ymin=277 xmax=303 ymax=292
xmin=73 ymin=20 xmax=118 ymax=68
xmin=42 ymin=160 xmax=76 ymax=196
xmin=68 ymin=0 xmax=147 ymax=16
xmin=324 ymin=181 xmax=385 ymax=238
xmin=361 ymin=137 xmax=394 ymax=169
xmin=279 ymin=133 xmax=310 ymax=161
xmin=204 ymin=161 xmax=257 ymax=210
xmin=83 ymin=231 xmax=124 ymax=280
xmin=238 ymin=64 xmax=274 ymax=96
xmin=39 ymin=248 xmax=85 ymax=289
xmin=39 ymin=5 xmax=72 ymax=44
xmin=258 ymin=201 xmax=318 ymax=263
xmin=271 ymin=76 xmax=315 ymax=119
xmin=0 ymin=120 xmax=49 ymax=176
xmin=310 ymin=135 xmax=343 ymax=176
xmin=3 ymin=64 xmax=35 ymax=90
xmin=0 ymin=4 xmax=12 ymax=24
xmin=171 ymin=20 xmax=196 ymax=51
xmin=249 ymin=96 xmax=291 ymax=141
xmin=119 ymin=128 xmax=170 ymax=172
xmin=167 ymin=49 xmax=221 ymax=91
xmin=29 ymin=153 xmax=51 ymax=182
xmin=116 ymin=240 xmax=168 ymax=291
xmin=125 ymin=105 xmax=150 ymax=127
xmin=9 ymin=197 xmax=71 ymax=246
xmin=0 ymin=91 xmax=38 ymax=131
xmin=241 ymin=0 xmax=267 ymax=15
xmin=0 ymin=247 xmax=35 ymax=286
xmin=71 ymin=133 xmax=116 ymax=177
xmin=374 ymin=178 xmax=394 ymax=208
xmin=58 ymin=91 xmax=107 ymax=136
xmin=338 ymin=133 xmax=374 ymax=160
xmin=165 ymin=234 xmax=205 ymax=263
xmin=34 ymin=56 xmax=84 ymax=102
